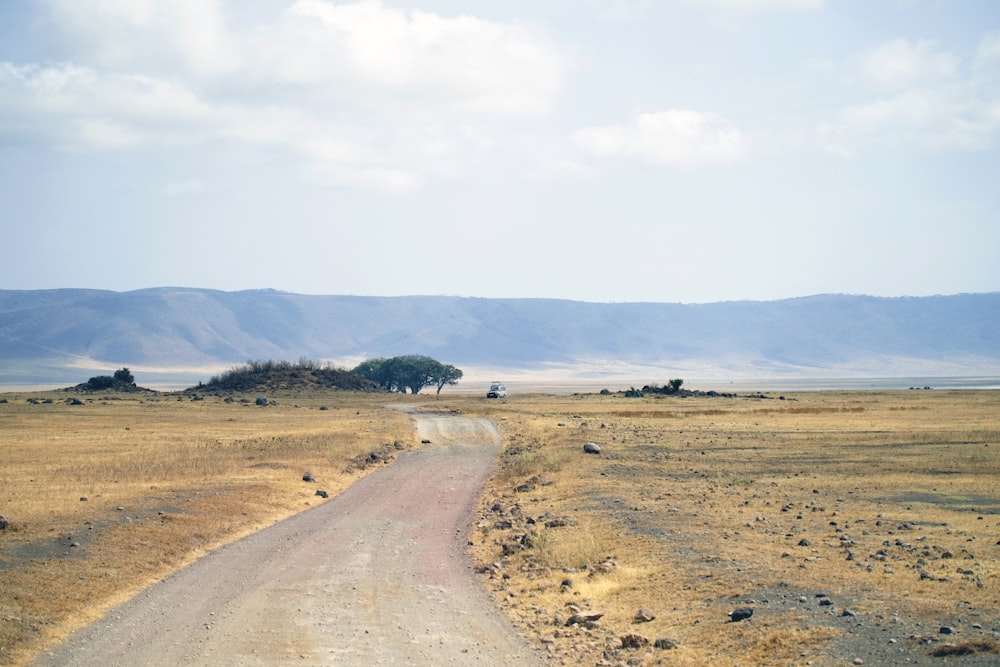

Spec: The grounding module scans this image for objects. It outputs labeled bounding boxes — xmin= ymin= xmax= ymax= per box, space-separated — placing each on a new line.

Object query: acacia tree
xmin=433 ymin=364 xmax=463 ymax=397
xmin=352 ymin=355 xmax=463 ymax=395
xmin=352 ymin=357 xmax=395 ymax=391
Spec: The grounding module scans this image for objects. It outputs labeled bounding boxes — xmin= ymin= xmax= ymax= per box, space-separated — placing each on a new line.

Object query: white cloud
xmin=859 ymin=38 xmax=959 ymax=90
xmin=573 ymin=110 xmax=748 ymax=168
xmin=0 ymin=62 xmax=216 ymax=150
xmin=46 ymin=0 xmax=241 ymax=76
xmin=822 ymin=32 xmax=1000 ymax=153
xmin=3 ymin=1 xmax=573 ymax=192
xmin=260 ymin=0 xmax=571 ymax=116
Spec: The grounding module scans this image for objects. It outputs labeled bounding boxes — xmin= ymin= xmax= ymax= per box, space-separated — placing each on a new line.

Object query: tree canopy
xmin=352 ymin=355 xmax=463 ymax=396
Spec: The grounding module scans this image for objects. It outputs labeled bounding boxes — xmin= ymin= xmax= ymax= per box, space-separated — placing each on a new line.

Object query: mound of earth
xmin=191 ymin=364 xmax=381 ymax=394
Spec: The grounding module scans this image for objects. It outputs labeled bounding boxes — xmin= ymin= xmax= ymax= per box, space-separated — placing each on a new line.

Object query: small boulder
xmin=583 ymin=442 xmax=601 ymax=455
xmin=255 ymin=396 xmax=269 ymax=406
xmin=315 ymin=489 xmax=329 ymax=498
xmin=0 ymin=515 xmax=8 ymax=530
xmin=620 ymin=633 xmax=649 ymax=649
xmin=729 ymin=607 xmax=754 ymax=622
xmin=566 ymin=610 xmax=604 ymax=626
xmin=302 ymin=471 xmax=315 ymax=482
xmin=654 ymin=638 xmax=679 ymax=650
xmin=634 ymin=608 xmax=656 ymax=623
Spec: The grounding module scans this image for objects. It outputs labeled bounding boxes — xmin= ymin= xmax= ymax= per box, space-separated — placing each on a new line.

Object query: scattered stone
xmin=566 ymin=610 xmax=604 ymax=626
xmin=0 ymin=515 xmax=8 ymax=530
xmin=315 ymin=489 xmax=328 ymax=498
xmin=545 ymin=516 xmax=575 ymax=528
xmin=302 ymin=472 xmax=315 ymax=482
xmin=583 ymin=442 xmax=602 ymax=455
xmin=654 ymin=638 xmax=678 ymax=650
xmin=79 ymin=497 xmax=87 ymax=502
xmin=634 ymin=608 xmax=656 ymax=623
xmin=255 ymin=396 xmax=269 ymax=406
xmin=515 ymin=482 xmax=535 ymax=493
xmin=593 ymin=556 xmax=618 ymax=574
xmin=620 ymin=633 xmax=649 ymax=649
xmin=940 ymin=626 xmax=956 ymax=635
xmin=67 ymin=398 xmax=84 ymax=405
xmin=818 ymin=598 xmax=834 ymax=607
xmin=729 ymin=606 xmax=753 ymax=622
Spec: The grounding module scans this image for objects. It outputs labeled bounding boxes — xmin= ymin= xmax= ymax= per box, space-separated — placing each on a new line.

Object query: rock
xmin=255 ymin=396 xmax=269 ymax=406
xmin=593 ymin=557 xmax=617 ymax=573
xmin=729 ymin=606 xmax=753 ymax=622
xmin=939 ymin=626 xmax=956 ymax=635
xmin=514 ymin=483 xmax=535 ymax=493
xmin=0 ymin=515 xmax=8 ymax=530
xmin=798 ymin=538 xmax=811 ymax=547
xmin=302 ymin=472 xmax=315 ymax=482
xmin=583 ymin=442 xmax=602 ymax=455
xmin=654 ymin=638 xmax=678 ymax=650
xmin=634 ymin=608 xmax=656 ymax=623
xmin=566 ymin=610 xmax=604 ymax=626
xmin=315 ymin=489 xmax=328 ymax=498
xmin=545 ymin=516 xmax=575 ymax=528
xmin=620 ymin=633 xmax=649 ymax=649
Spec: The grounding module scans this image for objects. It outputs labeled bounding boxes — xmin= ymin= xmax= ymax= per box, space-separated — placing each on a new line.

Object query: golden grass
xmin=458 ymin=389 xmax=1000 ymax=665
xmin=0 ymin=390 xmax=415 ymax=666
xmin=4 ymin=387 xmax=999 ymax=666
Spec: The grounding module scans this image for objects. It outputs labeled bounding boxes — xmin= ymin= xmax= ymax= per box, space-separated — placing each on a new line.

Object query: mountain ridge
xmin=1 ymin=288 xmax=998 ymax=388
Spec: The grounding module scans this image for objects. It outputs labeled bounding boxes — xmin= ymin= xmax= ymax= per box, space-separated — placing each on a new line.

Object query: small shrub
xmin=86 ymin=375 xmax=114 ymax=390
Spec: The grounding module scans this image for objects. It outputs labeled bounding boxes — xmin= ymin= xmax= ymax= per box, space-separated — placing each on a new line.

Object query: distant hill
xmin=1 ymin=288 xmax=998 ymax=388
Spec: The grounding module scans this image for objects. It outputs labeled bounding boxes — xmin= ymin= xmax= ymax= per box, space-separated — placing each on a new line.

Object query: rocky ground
xmin=463 ymin=391 xmax=1000 ymax=666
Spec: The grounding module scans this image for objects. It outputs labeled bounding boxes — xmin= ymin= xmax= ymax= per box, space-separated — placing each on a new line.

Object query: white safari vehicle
xmin=486 ymin=382 xmax=507 ymax=399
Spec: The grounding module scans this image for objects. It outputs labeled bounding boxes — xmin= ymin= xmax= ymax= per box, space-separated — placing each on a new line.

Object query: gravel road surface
xmin=35 ymin=411 xmax=543 ymax=667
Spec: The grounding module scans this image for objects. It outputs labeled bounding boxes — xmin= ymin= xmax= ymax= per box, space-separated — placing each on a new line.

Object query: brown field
xmin=450 ymin=389 xmax=1000 ymax=666
xmin=2 ymin=387 xmax=999 ymax=666
xmin=0 ymin=389 xmax=416 ymax=666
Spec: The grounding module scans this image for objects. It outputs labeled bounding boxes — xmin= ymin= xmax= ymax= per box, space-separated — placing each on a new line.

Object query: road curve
xmin=34 ymin=412 xmax=542 ymax=667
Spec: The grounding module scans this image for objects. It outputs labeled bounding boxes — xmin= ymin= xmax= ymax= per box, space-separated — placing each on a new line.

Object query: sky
xmin=1 ymin=0 xmax=998 ymax=304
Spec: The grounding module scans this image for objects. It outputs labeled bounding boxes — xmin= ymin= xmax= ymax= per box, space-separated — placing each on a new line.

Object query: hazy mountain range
xmin=1 ymin=288 xmax=998 ymax=389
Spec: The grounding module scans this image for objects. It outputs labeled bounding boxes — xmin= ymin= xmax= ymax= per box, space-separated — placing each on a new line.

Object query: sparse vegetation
xmin=202 ymin=359 xmax=377 ymax=393
xmin=461 ymin=389 xmax=1000 ymax=666
xmin=80 ymin=368 xmax=138 ymax=392
xmin=0 ymin=388 xmax=413 ymax=665
xmin=4 ymin=386 xmax=999 ymax=666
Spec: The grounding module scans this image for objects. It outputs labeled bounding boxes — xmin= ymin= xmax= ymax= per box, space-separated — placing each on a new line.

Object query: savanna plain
xmin=2 ymin=385 xmax=999 ymax=666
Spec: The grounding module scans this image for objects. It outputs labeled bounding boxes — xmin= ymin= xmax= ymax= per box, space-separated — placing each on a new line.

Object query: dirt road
xmin=34 ymin=412 xmax=543 ymax=667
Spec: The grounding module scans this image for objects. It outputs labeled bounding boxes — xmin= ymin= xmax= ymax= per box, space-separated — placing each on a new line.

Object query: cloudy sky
xmin=1 ymin=0 xmax=998 ymax=304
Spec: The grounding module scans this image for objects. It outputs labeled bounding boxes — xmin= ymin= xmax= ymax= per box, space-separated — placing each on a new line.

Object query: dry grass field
xmin=2 ymin=386 xmax=999 ymax=666
xmin=451 ymin=389 xmax=1000 ymax=666
xmin=0 ymin=389 xmax=415 ymax=666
